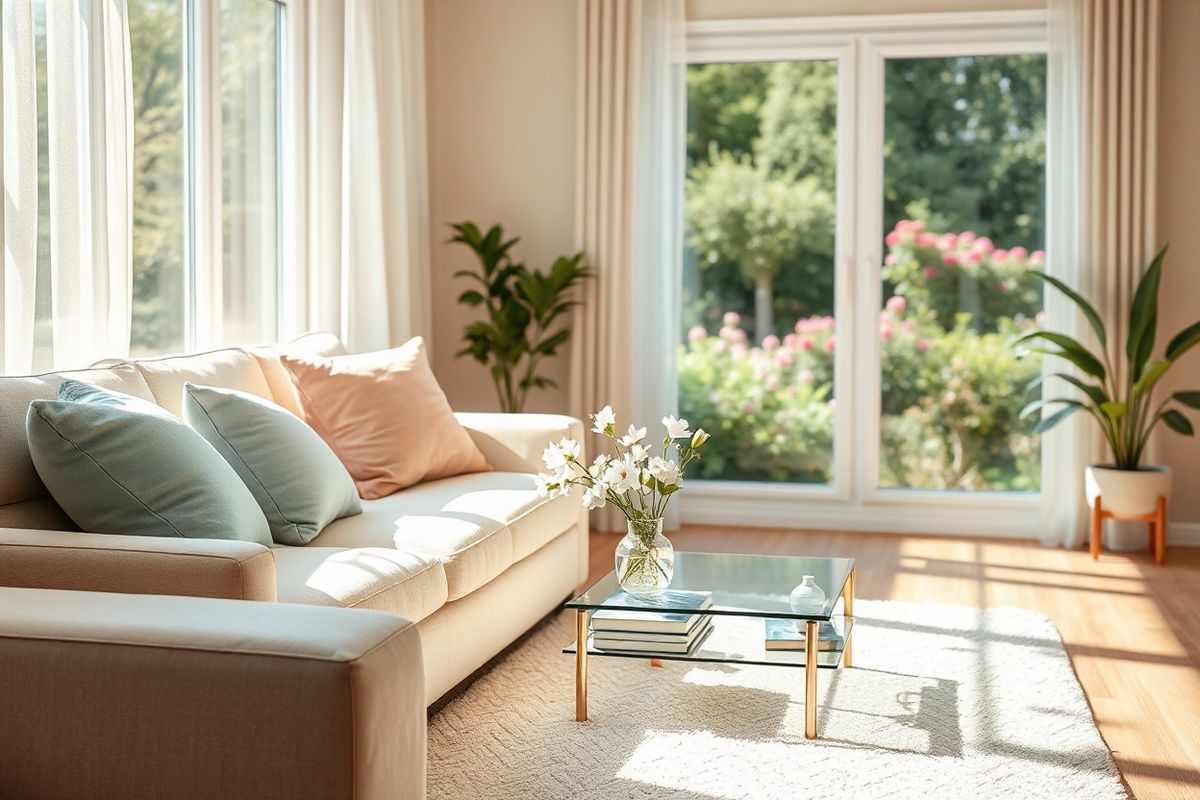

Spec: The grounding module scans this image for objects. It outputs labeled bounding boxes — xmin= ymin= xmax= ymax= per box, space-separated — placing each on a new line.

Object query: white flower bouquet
xmin=538 ymin=406 xmax=710 ymax=592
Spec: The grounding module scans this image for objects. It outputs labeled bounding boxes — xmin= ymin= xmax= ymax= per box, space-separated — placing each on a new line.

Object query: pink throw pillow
xmin=281 ymin=337 xmax=491 ymax=499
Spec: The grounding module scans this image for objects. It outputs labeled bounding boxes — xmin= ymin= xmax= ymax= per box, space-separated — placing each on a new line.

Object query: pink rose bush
xmin=678 ymin=221 xmax=1045 ymax=490
xmin=678 ymin=315 xmax=834 ymax=482
xmin=882 ymin=220 xmax=1042 ymax=332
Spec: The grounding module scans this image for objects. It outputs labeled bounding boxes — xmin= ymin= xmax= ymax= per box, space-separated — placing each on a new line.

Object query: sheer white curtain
xmin=1 ymin=0 xmax=132 ymax=374
xmin=570 ymin=0 xmax=685 ymax=531
xmin=1043 ymin=0 xmax=1160 ymax=547
xmin=282 ymin=0 xmax=431 ymax=354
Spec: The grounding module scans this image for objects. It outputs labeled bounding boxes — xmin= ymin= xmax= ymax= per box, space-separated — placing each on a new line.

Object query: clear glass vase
xmin=615 ymin=518 xmax=674 ymax=595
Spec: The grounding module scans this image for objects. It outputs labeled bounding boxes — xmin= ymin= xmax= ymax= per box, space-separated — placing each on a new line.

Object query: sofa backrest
xmin=133 ymin=348 xmax=277 ymax=418
xmin=0 ymin=332 xmax=347 ymax=530
xmin=0 ymin=364 xmax=156 ymax=530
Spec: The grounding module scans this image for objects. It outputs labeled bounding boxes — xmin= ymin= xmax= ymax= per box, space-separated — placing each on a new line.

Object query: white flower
xmin=535 ymin=474 xmax=569 ymax=499
xmin=553 ymin=463 xmax=575 ymax=485
xmin=589 ymin=454 xmax=610 ymax=479
xmin=558 ymin=437 xmax=581 ymax=462
xmin=582 ymin=484 xmax=608 ymax=510
xmin=618 ymin=424 xmax=647 ymax=447
xmin=648 ymin=457 xmax=681 ymax=486
xmin=591 ymin=405 xmax=616 ymax=435
xmin=627 ymin=443 xmax=650 ymax=463
xmin=662 ymin=415 xmax=691 ymax=439
xmin=541 ymin=437 xmax=581 ymax=471
xmin=603 ymin=454 xmax=642 ymax=494
xmin=541 ymin=443 xmax=563 ymax=471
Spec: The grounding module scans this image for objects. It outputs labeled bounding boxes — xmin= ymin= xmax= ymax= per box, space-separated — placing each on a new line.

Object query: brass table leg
xmin=843 ymin=567 xmax=855 ymax=668
xmin=805 ymin=619 xmax=818 ymax=739
xmin=576 ymin=610 xmax=589 ymax=722
xmin=844 ymin=566 xmax=854 ymax=671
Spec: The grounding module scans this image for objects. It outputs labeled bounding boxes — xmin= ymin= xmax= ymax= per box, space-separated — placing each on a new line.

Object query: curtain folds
xmin=1 ymin=0 xmax=133 ymax=374
xmin=571 ymin=0 xmax=685 ymax=531
xmin=283 ymin=0 xmax=431 ymax=354
xmin=1043 ymin=0 xmax=1160 ymax=547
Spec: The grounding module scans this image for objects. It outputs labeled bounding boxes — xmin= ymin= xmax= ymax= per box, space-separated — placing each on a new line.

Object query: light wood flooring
xmin=586 ymin=526 xmax=1200 ymax=800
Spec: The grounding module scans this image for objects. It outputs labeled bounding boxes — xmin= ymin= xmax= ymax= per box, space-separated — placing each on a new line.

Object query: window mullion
xmin=185 ymin=0 xmax=223 ymax=350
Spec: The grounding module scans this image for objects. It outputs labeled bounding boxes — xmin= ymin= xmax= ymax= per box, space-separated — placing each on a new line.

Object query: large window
xmin=682 ymin=60 xmax=839 ymax=484
xmin=680 ymin=12 xmax=1048 ymax=533
xmin=129 ymin=0 xmax=282 ymax=354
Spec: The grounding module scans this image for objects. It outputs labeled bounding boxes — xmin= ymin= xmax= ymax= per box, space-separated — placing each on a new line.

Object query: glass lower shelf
xmin=563 ymin=615 xmax=853 ymax=670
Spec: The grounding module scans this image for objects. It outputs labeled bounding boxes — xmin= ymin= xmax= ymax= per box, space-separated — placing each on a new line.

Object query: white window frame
xmin=681 ymin=10 xmax=1049 ymax=538
xmin=180 ymin=0 xmax=285 ymax=352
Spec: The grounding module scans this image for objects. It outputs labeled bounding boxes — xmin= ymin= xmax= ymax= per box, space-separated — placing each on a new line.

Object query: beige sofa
xmin=0 ymin=333 xmax=588 ymax=797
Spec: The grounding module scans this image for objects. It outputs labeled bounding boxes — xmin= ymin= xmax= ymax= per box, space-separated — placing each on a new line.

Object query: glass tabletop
xmin=566 ymin=551 xmax=855 ymax=622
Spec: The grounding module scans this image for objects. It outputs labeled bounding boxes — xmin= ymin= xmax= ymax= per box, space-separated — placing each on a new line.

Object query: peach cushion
xmin=281 ymin=337 xmax=491 ymax=499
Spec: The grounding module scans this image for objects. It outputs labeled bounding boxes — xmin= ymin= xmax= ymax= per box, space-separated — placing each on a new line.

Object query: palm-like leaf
xmin=1021 ymin=243 xmax=1200 ymax=469
xmin=447 ymin=221 xmax=592 ymax=412
xmin=1027 ymin=271 xmax=1107 ymax=346
xmin=1015 ymin=330 xmax=1106 ymax=378
xmin=1126 ymin=244 xmax=1167 ymax=381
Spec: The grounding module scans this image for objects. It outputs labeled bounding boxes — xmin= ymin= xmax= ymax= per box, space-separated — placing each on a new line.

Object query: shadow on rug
xmin=428 ymin=599 xmax=1126 ymax=799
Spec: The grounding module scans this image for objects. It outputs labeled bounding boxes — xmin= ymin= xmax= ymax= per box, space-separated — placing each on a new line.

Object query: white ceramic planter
xmin=1085 ymin=464 xmax=1172 ymax=551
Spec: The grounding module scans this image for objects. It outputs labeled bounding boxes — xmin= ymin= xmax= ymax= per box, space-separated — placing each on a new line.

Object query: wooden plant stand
xmin=1090 ymin=495 xmax=1166 ymax=564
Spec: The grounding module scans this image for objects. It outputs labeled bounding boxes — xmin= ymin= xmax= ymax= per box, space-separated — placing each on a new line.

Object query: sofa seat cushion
xmin=272 ymin=546 xmax=447 ymax=623
xmin=312 ymin=472 xmax=578 ymax=601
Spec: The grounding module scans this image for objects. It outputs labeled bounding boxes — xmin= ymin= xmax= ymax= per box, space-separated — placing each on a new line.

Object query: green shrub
xmin=678 ymin=223 xmax=1044 ymax=490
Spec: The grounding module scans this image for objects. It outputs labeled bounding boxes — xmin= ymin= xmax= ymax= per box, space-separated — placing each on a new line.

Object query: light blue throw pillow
xmin=182 ymin=383 xmax=362 ymax=545
xmin=26 ymin=380 xmax=271 ymax=545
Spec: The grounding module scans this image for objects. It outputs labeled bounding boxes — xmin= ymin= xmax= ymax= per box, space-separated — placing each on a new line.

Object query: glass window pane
xmin=680 ymin=60 xmax=838 ymax=484
xmin=220 ymin=0 xmax=279 ymax=344
xmin=879 ymin=55 xmax=1046 ymax=491
xmin=129 ymin=0 xmax=187 ymax=356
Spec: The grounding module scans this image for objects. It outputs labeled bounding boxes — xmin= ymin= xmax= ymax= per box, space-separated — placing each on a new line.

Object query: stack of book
xmin=764 ymin=618 xmax=845 ymax=651
xmin=590 ymin=589 xmax=714 ymax=654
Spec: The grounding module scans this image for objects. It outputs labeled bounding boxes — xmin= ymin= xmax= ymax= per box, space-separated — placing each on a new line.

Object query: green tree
xmin=686 ymin=150 xmax=833 ymax=342
xmin=883 ymin=55 xmax=1046 ymax=249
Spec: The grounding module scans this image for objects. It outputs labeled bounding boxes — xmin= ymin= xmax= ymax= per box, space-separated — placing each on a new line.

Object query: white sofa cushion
xmin=133 ymin=348 xmax=274 ymax=418
xmin=312 ymin=472 xmax=578 ymax=601
xmin=272 ymin=546 xmax=448 ymax=623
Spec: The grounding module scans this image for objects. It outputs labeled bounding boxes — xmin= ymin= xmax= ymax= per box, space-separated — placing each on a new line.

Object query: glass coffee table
xmin=564 ymin=551 xmax=855 ymax=739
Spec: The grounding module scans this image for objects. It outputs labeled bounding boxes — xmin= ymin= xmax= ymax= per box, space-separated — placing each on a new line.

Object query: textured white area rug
xmin=428 ymin=600 xmax=1127 ymax=799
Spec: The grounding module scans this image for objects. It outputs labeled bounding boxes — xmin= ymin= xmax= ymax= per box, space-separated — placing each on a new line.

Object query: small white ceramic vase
xmin=788 ymin=575 xmax=826 ymax=631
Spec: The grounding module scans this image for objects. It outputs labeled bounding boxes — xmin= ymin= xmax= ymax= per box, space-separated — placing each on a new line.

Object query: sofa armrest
xmin=0 ymin=587 xmax=425 ymax=800
xmin=0 ymin=528 xmax=277 ymax=601
xmin=456 ymin=412 xmax=585 ymax=474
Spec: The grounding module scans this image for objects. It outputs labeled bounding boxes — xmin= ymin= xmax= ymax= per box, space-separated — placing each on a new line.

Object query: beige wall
xmin=424 ymin=0 xmax=578 ymax=413
xmin=426 ymin=0 xmax=1200 ymax=522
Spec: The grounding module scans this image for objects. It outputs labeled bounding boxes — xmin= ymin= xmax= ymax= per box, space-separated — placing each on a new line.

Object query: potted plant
xmin=448 ymin=222 xmax=593 ymax=412
xmin=1018 ymin=245 xmax=1200 ymax=543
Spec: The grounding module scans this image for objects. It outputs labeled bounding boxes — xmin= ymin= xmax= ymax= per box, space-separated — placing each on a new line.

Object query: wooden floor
xmin=587 ymin=526 xmax=1200 ymax=800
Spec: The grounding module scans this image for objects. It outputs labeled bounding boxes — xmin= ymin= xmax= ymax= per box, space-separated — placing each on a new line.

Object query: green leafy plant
xmin=449 ymin=222 xmax=593 ymax=413
xmin=1017 ymin=244 xmax=1200 ymax=468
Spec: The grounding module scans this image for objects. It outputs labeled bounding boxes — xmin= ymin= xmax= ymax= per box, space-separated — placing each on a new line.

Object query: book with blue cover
xmin=590 ymin=589 xmax=713 ymax=634
xmin=764 ymin=617 xmax=845 ymax=651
